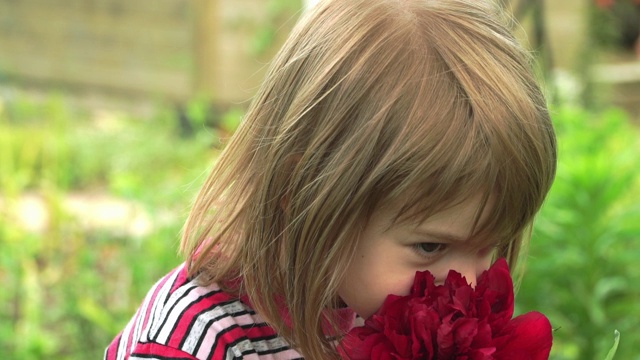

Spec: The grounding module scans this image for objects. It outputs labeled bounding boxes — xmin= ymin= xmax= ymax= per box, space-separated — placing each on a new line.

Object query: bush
xmin=520 ymin=106 xmax=640 ymax=360
xmin=0 ymin=92 xmax=222 ymax=359
xmin=2 ymin=90 xmax=639 ymax=359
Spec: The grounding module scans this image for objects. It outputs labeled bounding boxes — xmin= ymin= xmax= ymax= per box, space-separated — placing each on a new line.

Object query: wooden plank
xmin=592 ymin=63 xmax=640 ymax=84
xmin=1 ymin=57 xmax=190 ymax=99
xmin=2 ymin=0 xmax=190 ymax=19
xmin=192 ymin=0 xmax=219 ymax=98
xmin=0 ymin=0 xmax=302 ymax=103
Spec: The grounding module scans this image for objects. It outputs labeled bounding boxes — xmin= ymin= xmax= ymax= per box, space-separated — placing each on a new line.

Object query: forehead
xmin=411 ymin=193 xmax=490 ymax=235
xmin=376 ymin=191 xmax=497 ymax=248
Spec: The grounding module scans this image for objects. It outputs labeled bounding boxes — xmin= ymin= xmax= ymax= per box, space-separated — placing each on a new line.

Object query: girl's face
xmin=338 ymin=194 xmax=496 ymax=319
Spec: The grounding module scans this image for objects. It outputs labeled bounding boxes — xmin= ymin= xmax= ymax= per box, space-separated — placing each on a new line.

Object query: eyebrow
xmin=412 ymin=228 xmax=471 ymax=243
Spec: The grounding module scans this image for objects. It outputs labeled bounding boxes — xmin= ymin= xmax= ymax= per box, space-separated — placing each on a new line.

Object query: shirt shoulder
xmin=105 ymin=263 xmax=303 ymax=360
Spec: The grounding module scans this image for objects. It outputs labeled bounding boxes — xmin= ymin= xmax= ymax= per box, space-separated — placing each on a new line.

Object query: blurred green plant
xmin=250 ymin=0 xmax=302 ymax=56
xmin=2 ymin=90 xmax=640 ymax=359
xmin=589 ymin=0 xmax=640 ymax=52
xmin=604 ymin=330 xmax=621 ymax=360
xmin=0 ymin=91 xmax=233 ymax=359
xmin=520 ymin=106 xmax=640 ymax=360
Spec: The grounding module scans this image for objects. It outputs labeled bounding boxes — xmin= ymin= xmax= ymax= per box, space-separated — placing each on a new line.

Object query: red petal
xmin=340 ymin=258 xmax=551 ymax=360
xmin=411 ymin=270 xmax=437 ymax=296
xmin=445 ymin=268 xmax=472 ymax=289
xmin=494 ymin=311 xmax=553 ymax=360
xmin=476 ymin=258 xmax=514 ymax=325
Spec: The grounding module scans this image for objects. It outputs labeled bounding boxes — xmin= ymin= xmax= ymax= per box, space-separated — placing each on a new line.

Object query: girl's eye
xmin=413 ymin=242 xmax=447 ymax=257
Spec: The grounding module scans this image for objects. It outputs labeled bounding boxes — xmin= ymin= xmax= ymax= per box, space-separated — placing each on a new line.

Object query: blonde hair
xmin=182 ymin=0 xmax=557 ymax=358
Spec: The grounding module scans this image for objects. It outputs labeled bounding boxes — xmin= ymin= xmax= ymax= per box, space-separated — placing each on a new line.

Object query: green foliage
xmin=520 ymin=106 xmax=640 ymax=360
xmin=0 ymin=92 xmax=227 ymax=359
xmin=604 ymin=330 xmax=621 ymax=360
xmin=0 ymin=92 xmax=219 ymax=203
xmin=250 ymin=0 xmax=302 ymax=56
xmin=2 ymin=89 xmax=640 ymax=359
xmin=588 ymin=0 xmax=640 ymax=51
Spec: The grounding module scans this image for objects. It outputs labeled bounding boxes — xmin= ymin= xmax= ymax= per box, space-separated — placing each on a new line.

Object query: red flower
xmin=339 ymin=258 xmax=552 ymax=360
xmin=595 ymin=0 xmax=640 ymax=8
xmin=596 ymin=0 xmax=615 ymax=8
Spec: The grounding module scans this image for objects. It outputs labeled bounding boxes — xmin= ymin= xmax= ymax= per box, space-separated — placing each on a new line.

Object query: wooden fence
xmin=0 ymin=0 xmax=299 ymax=104
xmin=1 ymin=0 xmax=637 ymax=116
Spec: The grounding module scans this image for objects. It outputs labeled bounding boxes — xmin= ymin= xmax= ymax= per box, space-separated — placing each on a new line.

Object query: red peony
xmin=339 ymin=258 xmax=552 ymax=360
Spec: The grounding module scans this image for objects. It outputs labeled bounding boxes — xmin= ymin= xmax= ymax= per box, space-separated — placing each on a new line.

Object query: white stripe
xmin=225 ymin=339 xmax=260 ymax=360
xmin=116 ymin=315 xmax=136 ymax=360
xmin=182 ymin=300 xmax=247 ymax=354
xmin=147 ymin=267 xmax=188 ymax=341
xmin=251 ymin=337 xmax=292 ymax=353
xmin=223 ymin=339 xmax=303 ymax=359
xmin=132 ymin=274 xmax=165 ymax=344
xmin=153 ymin=279 xmax=220 ymax=343
xmin=115 ymin=264 xmax=184 ymax=360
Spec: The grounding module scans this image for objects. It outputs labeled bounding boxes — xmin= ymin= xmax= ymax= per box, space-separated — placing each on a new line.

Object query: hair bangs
xmin=375 ymin=93 xmax=537 ymax=253
xmin=356 ymin=27 xmax=552 ymax=254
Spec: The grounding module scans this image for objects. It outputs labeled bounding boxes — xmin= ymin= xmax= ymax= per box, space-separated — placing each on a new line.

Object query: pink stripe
xmin=165 ymin=285 xmax=224 ymax=347
xmin=125 ymin=312 xmax=139 ymax=356
xmin=142 ymin=265 xmax=183 ymax=331
xmin=104 ymin=334 xmax=120 ymax=360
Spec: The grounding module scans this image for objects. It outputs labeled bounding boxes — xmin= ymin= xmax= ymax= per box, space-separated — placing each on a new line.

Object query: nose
xmin=446 ymin=253 xmax=492 ymax=287
xmin=457 ymin=263 xmax=479 ymax=287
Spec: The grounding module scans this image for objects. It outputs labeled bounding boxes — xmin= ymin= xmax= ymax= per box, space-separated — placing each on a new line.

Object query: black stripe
xmin=162 ymin=267 xmax=188 ymax=306
xmin=224 ymin=337 xmax=258 ymax=360
xmin=147 ymin=275 xmax=191 ymax=341
xmin=110 ymin=333 xmax=122 ymax=359
xmin=131 ymin=340 xmax=197 ymax=360
xmin=181 ymin=298 xmax=254 ymax=352
xmin=152 ymin=285 xmax=222 ymax=342
xmin=183 ymin=301 xmax=239 ymax=352
xmin=131 ymin=354 xmax=195 ymax=360
xmin=224 ymin=332 xmax=293 ymax=357
xmin=208 ymin=322 xmax=243 ymax=357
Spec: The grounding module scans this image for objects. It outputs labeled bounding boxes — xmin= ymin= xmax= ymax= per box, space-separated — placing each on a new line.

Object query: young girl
xmin=105 ymin=0 xmax=557 ymax=359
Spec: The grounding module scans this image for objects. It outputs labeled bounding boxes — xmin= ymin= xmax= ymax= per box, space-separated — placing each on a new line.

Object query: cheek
xmin=479 ymin=252 xmax=493 ymax=272
xmin=343 ymin=286 xmax=407 ymax=319
xmin=338 ymin=221 xmax=417 ymax=318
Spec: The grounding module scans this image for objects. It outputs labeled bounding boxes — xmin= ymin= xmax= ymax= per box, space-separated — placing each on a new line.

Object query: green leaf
xmin=604 ymin=330 xmax=620 ymax=360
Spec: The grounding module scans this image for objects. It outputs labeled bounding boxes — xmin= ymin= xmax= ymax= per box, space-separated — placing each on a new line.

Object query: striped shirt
xmin=104 ymin=263 xmax=357 ymax=360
